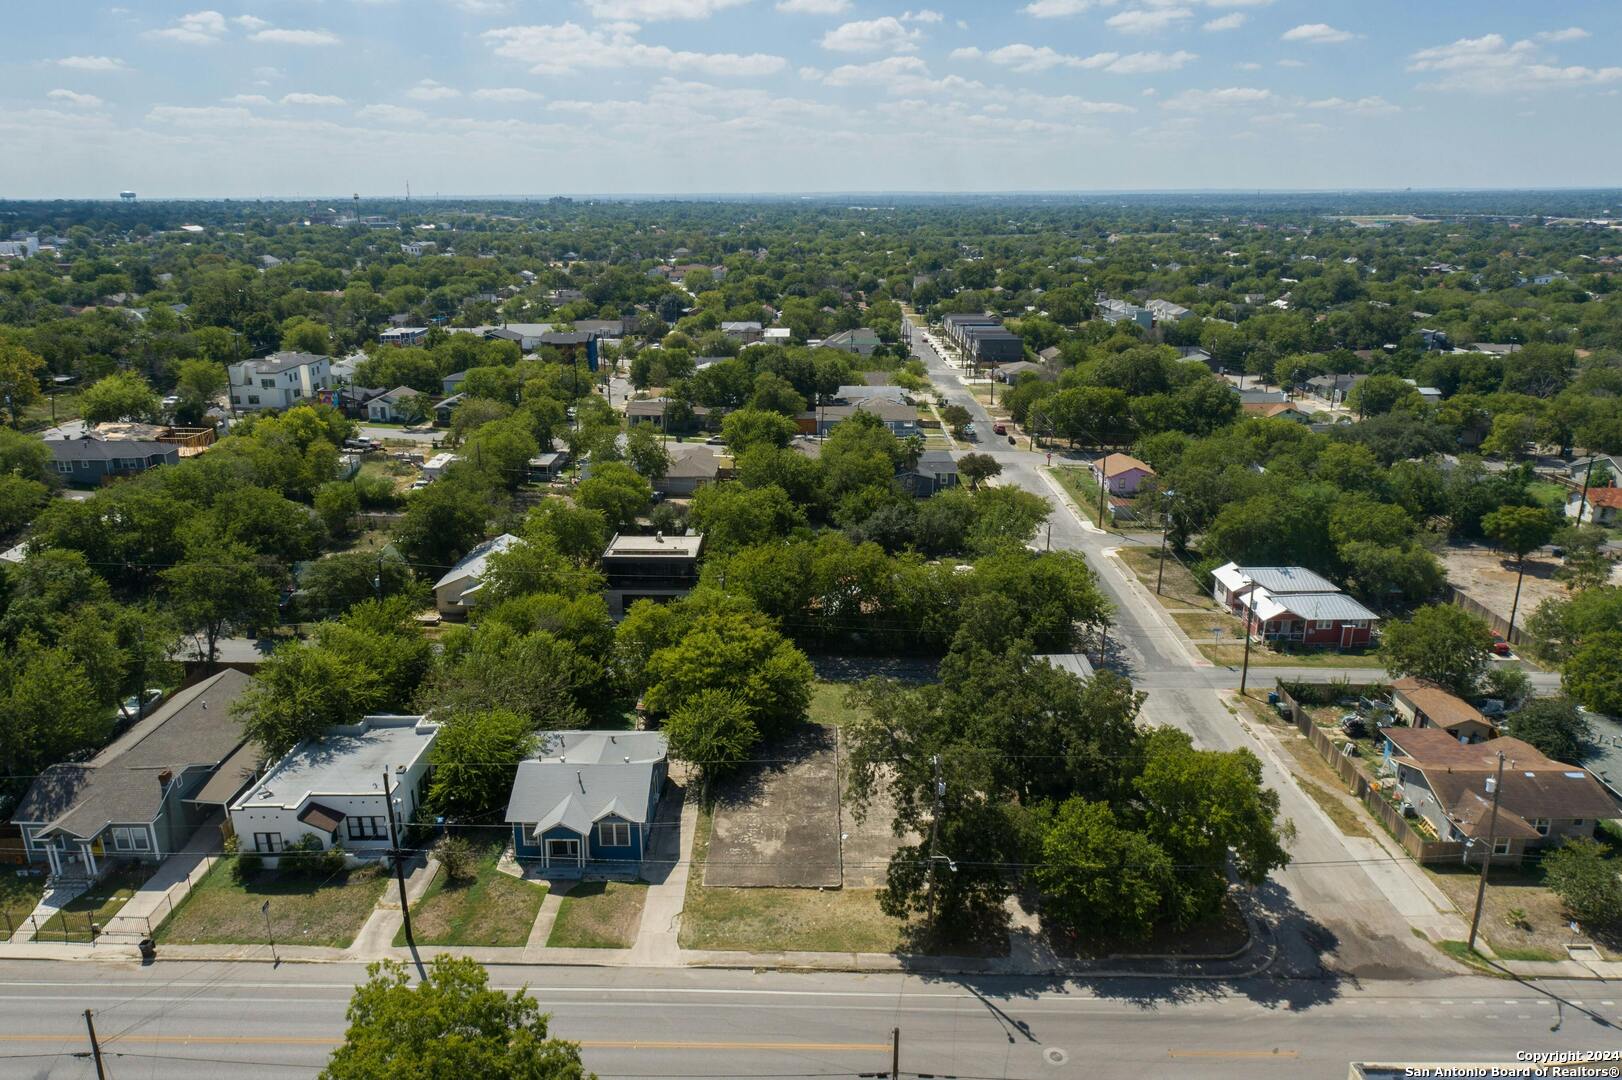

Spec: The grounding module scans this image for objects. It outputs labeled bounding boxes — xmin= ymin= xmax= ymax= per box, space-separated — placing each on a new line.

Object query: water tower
xmin=119 ymin=191 xmax=136 ymax=201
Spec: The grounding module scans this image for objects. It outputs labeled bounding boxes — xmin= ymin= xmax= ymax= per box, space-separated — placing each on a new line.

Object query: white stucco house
xmin=433 ymin=533 xmax=521 ymax=617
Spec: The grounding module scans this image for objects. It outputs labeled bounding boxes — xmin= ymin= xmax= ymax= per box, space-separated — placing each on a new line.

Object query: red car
xmin=993 ymin=423 xmax=1007 ymax=435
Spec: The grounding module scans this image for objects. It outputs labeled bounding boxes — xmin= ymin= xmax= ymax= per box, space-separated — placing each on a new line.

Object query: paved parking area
xmin=704 ymin=726 xmax=841 ymax=888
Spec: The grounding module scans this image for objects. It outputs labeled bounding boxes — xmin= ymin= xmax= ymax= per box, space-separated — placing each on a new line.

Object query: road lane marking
xmin=1167 ymin=1050 xmax=1298 ymax=1059
xmin=0 ymin=1033 xmax=887 ymax=1053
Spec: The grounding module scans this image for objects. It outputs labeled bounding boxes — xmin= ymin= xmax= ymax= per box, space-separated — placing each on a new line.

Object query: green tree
xmin=233 ymin=642 xmax=385 ymax=756
xmin=0 ymin=342 xmax=45 ymax=426
xmin=957 ymin=452 xmax=1000 ymax=490
xmin=1379 ymin=605 xmax=1496 ymax=698
xmin=576 ymin=461 xmax=651 ymax=532
xmin=161 ymin=542 xmax=282 ymax=663
xmin=689 ymin=482 xmax=805 ymax=553
xmin=625 ymin=423 xmax=670 ymax=482
xmin=720 ymin=408 xmax=798 ymax=453
xmin=522 ymin=500 xmax=610 ymax=564
xmin=426 ymin=708 xmax=537 ymax=819
xmin=172 ymin=358 xmax=227 ymax=424
xmin=1035 ymin=799 xmax=1174 ymax=943
xmin=662 ymin=688 xmax=759 ymax=781
xmin=643 ymin=612 xmax=813 ymax=738
xmin=1482 ymin=504 xmax=1560 ymax=633
xmin=394 ymin=480 xmax=489 ymax=570
xmin=314 ymin=481 xmax=361 ymax=538
xmin=0 ymin=426 xmax=51 ymax=481
xmin=79 ymin=371 xmax=161 ymax=424
xmin=940 ymin=404 xmax=972 ymax=437
xmin=416 ymin=623 xmax=594 ymax=729
xmin=1506 ymin=696 xmax=1590 ymax=763
xmin=0 ymin=641 xmax=109 ymax=779
xmin=1543 ymin=838 xmax=1622 ymax=928
xmin=1563 ymin=631 xmax=1622 ymax=715
xmin=314 ymin=598 xmax=434 ymax=712
xmin=1345 ymin=373 xmax=1423 ymax=418
xmin=297 ymin=551 xmax=420 ymax=618
xmin=321 ymin=956 xmax=589 ymax=1080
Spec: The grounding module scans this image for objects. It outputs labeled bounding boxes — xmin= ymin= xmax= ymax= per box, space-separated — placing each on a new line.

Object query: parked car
xmin=119 ymin=688 xmax=164 ymax=721
xmin=993 ymin=423 xmax=1007 ymax=435
xmin=1340 ymin=715 xmax=1367 ymax=738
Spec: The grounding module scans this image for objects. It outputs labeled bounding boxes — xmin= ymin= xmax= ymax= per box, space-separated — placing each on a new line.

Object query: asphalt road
xmin=908 ymin=328 xmax=1505 ymax=981
xmin=1 ymin=960 xmax=1616 ymax=1080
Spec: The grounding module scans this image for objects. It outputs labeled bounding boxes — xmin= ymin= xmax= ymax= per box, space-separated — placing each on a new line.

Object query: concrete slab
xmin=836 ymin=739 xmax=916 ymax=888
xmin=705 ymin=725 xmax=840 ymax=888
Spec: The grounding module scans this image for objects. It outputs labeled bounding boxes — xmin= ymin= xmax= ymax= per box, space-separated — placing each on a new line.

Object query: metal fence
xmin=0 ymin=854 xmax=217 ymax=945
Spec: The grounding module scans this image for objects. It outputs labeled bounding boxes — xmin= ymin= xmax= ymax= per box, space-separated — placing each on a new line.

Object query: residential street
xmin=1 ymin=960 xmax=1615 ymax=1079
xmin=908 ymin=327 xmax=1493 ymax=980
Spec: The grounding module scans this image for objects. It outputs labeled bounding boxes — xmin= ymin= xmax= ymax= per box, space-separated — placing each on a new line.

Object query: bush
xmin=226 ymin=835 xmax=262 ymax=881
xmin=280 ymin=834 xmax=347 ymax=879
xmin=434 ymin=835 xmax=479 ymax=883
xmin=1544 ymin=838 xmax=1622 ymax=928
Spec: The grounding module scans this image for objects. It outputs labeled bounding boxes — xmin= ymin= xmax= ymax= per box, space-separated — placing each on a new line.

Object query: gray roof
xmin=505 ymin=731 xmax=667 ymax=835
xmin=833 ymin=384 xmax=907 ymax=403
xmin=914 ymin=450 xmax=957 ymax=474
xmin=47 ymin=438 xmax=177 ymax=464
xmin=248 ymin=351 xmax=328 ymax=374
xmin=434 ymin=533 xmax=520 ymax=590
xmin=14 ymin=669 xmax=254 ymax=839
xmin=1236 ymin=388 xmax=1289 ymax=404
xmin=1212 ymin=562 xmax=1340 ymax=595
xmin=1251 ymin=590 xmax=1380 ymax=622
xmin=665 ymin=443 xmax=721 ymax=480
xmin=231 ymin=716 xmax=438 ymax=810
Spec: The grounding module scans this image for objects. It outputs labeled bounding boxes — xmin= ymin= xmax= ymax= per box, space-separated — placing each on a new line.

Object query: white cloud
xmin=356 ymin=103 xmax=430 ymax=124
xmin=1161 ymin=85 xmax=1273 ymax=111
xmin=47 ymin=89 xmax=103 ymax=107
xmin=222 ymin=93 xmax=274 ymax=105
xmin=56 ymin=55 xmax=128 ymax=71
xmin=1021 ymin=0 xmax=1109 ymax=16
xmin=1106 ymin=7 xmax=1192 ymax=35
xmin=584 ymin=0 xmax=750 ymax=18
xmin=1281 ymin=23 xmax=1357 ymax=45
xmin=484 ymin=22 xmax=787 ymax=77
xmin=1203 ymin=12 xmax=1244 ymax=31
xmin=1235 ymin=60 xmax=1260 ymax=71
xmin=1306 ymin=95 xmax=1398 ymax=115
xmin=776 ymin=0 xmax=851 ymax=11
xmin=1536 ymin=27 xmax=1589 ymax=44
xmin=146 ymin=105 xmax=254 ymax=127
xmin=407 ymin=79 xmax=462 ymax=100
xmin=818 ymin=54 xmax=979 ymax=95
xmin=251 ymin=28 xmax=342 ymax=46
xmin=951 ymin=42 xmax=1191 ymax=75
xmin=821 ymin=17 xmax=923 ymax=53
xmin=902 ymin=9 xmax=943 ymax=22
xmin=1277 ymin=58 xmax=1306 ymax=68
xmin=282 ymin=92 xmax=347 ymax=106
xmin=146 ymin=10 xmax=228 ymax=45
xmin=447 ymin=0 xmax=514 ymax=12
xmin=1409 ymin=33 xmax=1622 ymax=93
xmin=1107 ymin=50 xmax=1196 ymax=74
xmin=471 ymin=86 xmax=544 ymax=101
xmin=233 ymin=15 xmax=269 ymax=30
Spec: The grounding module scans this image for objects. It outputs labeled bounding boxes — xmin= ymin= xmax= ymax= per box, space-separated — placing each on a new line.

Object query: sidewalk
xmin=97 ymin=814 xmax=225 ymax=942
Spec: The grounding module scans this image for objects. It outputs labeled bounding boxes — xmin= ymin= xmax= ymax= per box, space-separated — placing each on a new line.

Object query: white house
xmin=434 ymin=533 xmax=521 ymax=616
xmin=422 ymin=452 xmax=460 ymax=481
xmin=366 ymin=386 xmax=423 ymax=423
xmin=228 ymin=352 xmax=332 ymax=411
xmin=229 ymin=715 xmax=439 ymax=862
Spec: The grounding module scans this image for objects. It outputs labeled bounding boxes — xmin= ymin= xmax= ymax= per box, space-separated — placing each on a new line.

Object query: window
xmin=1533 ymin=818 xmax=1550 ymax=836
xmin=1492 ymin=837 xmax=1511 ymax=855
xmin=1573 ymin=819 xmax=1586 ymax=827
xmin=55 ymin=460 xmax=73 ymax=474
xmin=260 ymin=379 xmax=275 ymax=389
xmin=247 ymin=395 xmax=260 ymax=405
xmin=254 ymin=832 xmax=284 ymax=853
xmin=598 ymin=821 xmax=631 ymax=847
xmin=110 ymin=827 xmax=150 ymax=852
xmin=346 ymin=816 xmax=387 ymax=841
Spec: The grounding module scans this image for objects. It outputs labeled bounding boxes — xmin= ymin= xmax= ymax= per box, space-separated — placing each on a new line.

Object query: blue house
xmin=506 ymin=731 xmax=667 ymax=875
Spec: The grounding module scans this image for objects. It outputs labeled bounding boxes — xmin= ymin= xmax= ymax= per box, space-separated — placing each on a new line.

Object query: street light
xmin=1238 ymin=574 xmax=1255 ymax=695
xmin=1155 ymin=489 xmax=1178 ymax=595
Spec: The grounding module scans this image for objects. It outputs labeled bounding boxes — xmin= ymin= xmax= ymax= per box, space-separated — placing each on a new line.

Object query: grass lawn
xmin=809 ymin=680 xmax=871 ymax=729
xmin=1116 ymin=546 xmax=1217 ymax=612
xmin=157 ymin=861 xmax=389 ymax=948
xmin=393 ymin=840 xmax=546 ymax=948
xmin=546 ymin=880 xmax=647 ymax=949
xmin=1526 ymin=480 xmax=1571 ymax=513
xmin=1048 ymin=466 xmax=1110 ymax=527
xmin=1425 ymin=861 xmax=1607 ymax=962
xmin=0 ymin=872 xmax=45 ymax=941
xmin=679 ymin=809 xmax=902 ymax=954
xmin=34 ymin=866 xmax=148 ymax=942
xmin=1170 ymin=610 xmax=1385 ymax=667
xmin=1272 ymin=733 xmax=1373 ymax=839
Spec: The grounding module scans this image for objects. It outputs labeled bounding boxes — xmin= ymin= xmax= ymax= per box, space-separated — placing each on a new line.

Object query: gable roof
xmin=1092 ymin=453 xmax=1154 ymax=478
xmin=1575 ymin=488 xmax=1622 ymax=509
xmin=505 ymin=730 xmax=667 ymax=836
xmin=1211 ymin=561 xmax=1339 ymax=595
xmin=1249 ymin=589 xmax=1379 ymax=623
xmin=47 ymin=438 xmax=177 ymax=464
xmin=14 ymin=669 xmax=254 ymax=839
xmin=433 ymin=533 xmax=521 ymax=590
xmin=1390 ymin=678 xmax=1491 ymax=732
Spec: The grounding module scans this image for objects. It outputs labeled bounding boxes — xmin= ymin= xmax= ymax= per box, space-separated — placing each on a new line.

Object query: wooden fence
xmin=1444 ymin=584 xmax=1531 ymax=647
xmin=1276 ymin=683 xmax=1473 ymax=863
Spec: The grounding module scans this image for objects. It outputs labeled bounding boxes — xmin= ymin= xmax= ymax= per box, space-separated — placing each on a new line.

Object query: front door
xmin=546 ymin=838 xmax=581 ymax=869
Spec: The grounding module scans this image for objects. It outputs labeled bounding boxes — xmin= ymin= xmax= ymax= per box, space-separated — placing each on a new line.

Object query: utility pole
xmin=374 ymin=555 xmax=384 ymax=603
xmin=1578 ymin=455 xmax=1599 ymax=526
xmin=1238 ymin=577 xmax=1255 ymax=696
xmin=1097 ymin=457 xmax=1108 ymax=530
xmin=925 ymin=755 xmax=943 ymax=931
xmin=83 ymin=1009 xmax=107 ymax=1080
xmin=383 ymin=769 xmax=424 ymax=977
xmin=891 ymin=1026 xmax=900 ymax=1080
xmin=1155 ymin=490 xmax=1177 ymax=595
xmin=262 ymin=899 xmax=279 ymax=965
xmin=1468 ymin=752 xmax=1507 ymax=954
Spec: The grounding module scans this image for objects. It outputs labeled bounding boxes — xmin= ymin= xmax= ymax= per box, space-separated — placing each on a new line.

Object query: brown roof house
xmin=1090 ymin=453 xmax=1156 ymax=496
xmin=1389 ymin=678 xmax=1498 ymax=743
xmin=12 ymin=670 xmax=259 ymax=883
xmin=1381 ymin=728 xmax=1619 ymax=862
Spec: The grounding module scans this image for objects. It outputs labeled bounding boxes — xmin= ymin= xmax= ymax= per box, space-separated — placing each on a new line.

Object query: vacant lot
xmin=1049 ymin=467 xmax=1108 ymax=527
xmin=546 ymin=880 xmax=646 ymax=949
xmin=157 ymin=862 xmax=388 ymax=948
xmin=395 ymin=839 xmax=546 ymax=948
xmin=35 ymin=866 xmax=146 ymax=942
xmin=1439 ymin=542 xmax=1564 ymax=632
xmin=0 ymin=873 xmax=44 ymax=941
xmin=706 ymin=724 xmax=841 ymax=888
xmin=1426 ymin=862 xmax=1614 ymax=963
xmin=680 ymin=810 xmax=902 ymax=954
xmin=1117 ymin=545 xmax=1218 ymax=612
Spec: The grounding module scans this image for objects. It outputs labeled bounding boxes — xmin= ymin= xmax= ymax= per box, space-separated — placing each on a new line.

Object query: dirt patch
xmin=1439 ymin=542 xmax=1566 ymax=629
xmin=1426 ymin=863 xmax=1617 ymax=962
xmin=706 ymin=725 xmax=841 ymax=887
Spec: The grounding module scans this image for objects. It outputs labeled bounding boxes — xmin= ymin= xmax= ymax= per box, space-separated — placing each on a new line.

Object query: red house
xmin=1241 ymin=587 xmax=1378 ymax=649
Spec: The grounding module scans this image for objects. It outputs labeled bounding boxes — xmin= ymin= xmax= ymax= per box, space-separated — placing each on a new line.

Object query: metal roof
xmin=1211 ymin=561 xmax=1339 ymax=595
xmin=1249 ymin=589 xmax=1379 ymax=622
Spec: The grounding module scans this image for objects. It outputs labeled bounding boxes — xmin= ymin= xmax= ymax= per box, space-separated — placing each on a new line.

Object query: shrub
xmin=280 ymin=834 xmax=347 ymax=879
xmin=1544 ymin=838 xmax=1622 ymax=928
xmin=227 ymin=835 xmax=262 ymax=881
xmin=434 ymin=835 xmax=479 ymax=883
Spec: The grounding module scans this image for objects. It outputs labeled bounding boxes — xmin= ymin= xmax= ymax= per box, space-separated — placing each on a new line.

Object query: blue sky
xmin=8 ymin=1 xmax=1622 ymax=197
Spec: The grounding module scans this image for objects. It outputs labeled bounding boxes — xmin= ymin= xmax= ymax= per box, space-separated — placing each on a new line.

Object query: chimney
xmin=158 ymin=769 xmax=173 ymax=792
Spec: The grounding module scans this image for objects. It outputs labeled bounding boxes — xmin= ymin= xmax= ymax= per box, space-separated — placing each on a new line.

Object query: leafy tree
xmin=0 ymin=342 xmax=45 ymax=426
xmin=939 ymin=404 xmax=972 ymax=436
xmin=662 ymin=688 xmax=758 ymax=781
xmin=1555 ymin=525 xmax=1617 ymax=593
xmin=416 ymin=623 xmax=594 ymax=729
xmin=957 ymin=452 xmax=1000 ymax=490
xmin=576 ymin=461 xmax=651 ymax=532
xmin=80 ymin=371 xmax=162 ymax=424
xmin=314 ymin=481 xmax=361 ymax=538
xmin=426 ymin=708 xmax=537 ymax=819
xmin=314 ymin=598 xmax=434 ymax=712
xmin=1339 ymin=540 xmax=1446 ymax=605
xmin=161 ymin=541 xmax=283 ymax=663
xmin=171 ymin=358 xmax=228 ymax=425
xmin=1483 ymin=504 xmax=1560 ymax=631
xmin=1379 ymin=604 xmax=1496 ymax=698
xmin=643 ymin=612 xmax=813 ymax=738
xmin=720 ymin=408 xmax=798 ymax=453
xmin=234 ymin=643 xmax=385 ymax=756
xmin=625 ymin=423 xmax=670 ymax=482
xmin=482 ymin=535 xmax=605 ymax=604
xmin=1563 ymin=631 xmax=1622 ymax=716
xmin=0 ymin=641 xmax=109 ymax=780
xmin=522 ymin=500 xmax=609 ymax=564
xmin=0 ymin=426 xmax=51 ymax=481
xmin=1543 ymin=838 xmax=1622 ymax=928
xmin=1345 ymin=374 xmax=1423 ymax=418
xmin=689 ymin=482 xmax=805 ymax=553
xmin=394 ymin=480 xmax=489 ymax=571
xmin=321 ymin=956 xmax=589 ymax=1080
xmin=297 ymin=551 xmax=420 ymax=618
xmin=461 ymin=418 xmax=540 ymax=490
xmin=1506 ymin=696 xmax=1590 ymax=763
xmin=1035 ymin=799 xmax=1174 ymax=943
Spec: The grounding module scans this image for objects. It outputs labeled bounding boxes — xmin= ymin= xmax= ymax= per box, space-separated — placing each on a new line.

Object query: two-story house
xmin=228 ymin=352 xmax=332 ymax=412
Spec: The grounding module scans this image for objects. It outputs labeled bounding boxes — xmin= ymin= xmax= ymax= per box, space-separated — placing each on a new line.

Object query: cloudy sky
xmin=8 ymin=1 xmax=1621 ymax=197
